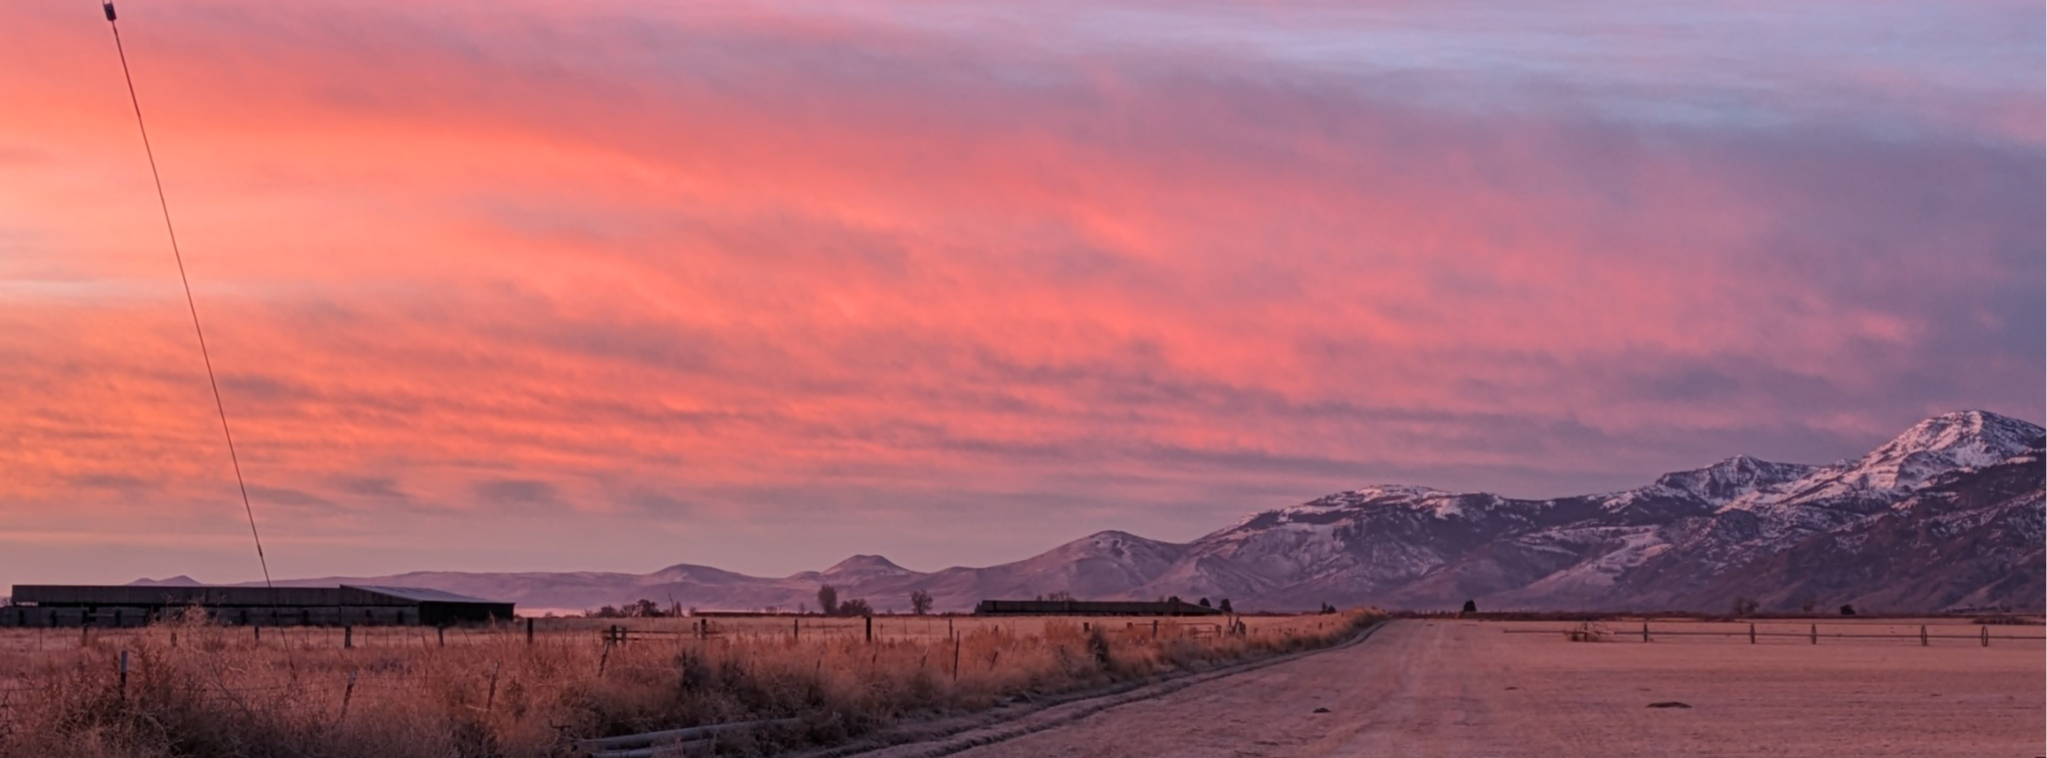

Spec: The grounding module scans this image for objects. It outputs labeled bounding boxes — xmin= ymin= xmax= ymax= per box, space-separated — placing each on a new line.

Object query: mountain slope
xmin=193 ymin=411 xmax=2044 ymax=614
xmin=1604 ymin=411 xmax=2044 ymax=609
xmin=1673 ymin=442 xmax=2045 ymax=612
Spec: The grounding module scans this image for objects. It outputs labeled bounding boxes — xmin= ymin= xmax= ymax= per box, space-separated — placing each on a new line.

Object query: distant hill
xmin=130 ymin=575 xmax=203 ymax=587
xmin=184 ymin=411 xmax=2043 ymax=614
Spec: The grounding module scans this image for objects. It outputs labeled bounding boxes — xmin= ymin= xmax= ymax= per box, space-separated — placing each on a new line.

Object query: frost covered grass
xmin=0 ymin=611 xmax=1377 ymax=757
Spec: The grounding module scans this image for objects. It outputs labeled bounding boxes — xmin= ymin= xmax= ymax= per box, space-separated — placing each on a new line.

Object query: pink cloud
xmin=0 ymin=0 xmax=2038 ymax=584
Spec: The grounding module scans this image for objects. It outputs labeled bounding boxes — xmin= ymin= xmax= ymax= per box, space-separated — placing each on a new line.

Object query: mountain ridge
xmin=168 ymin=411 xmax=2043 ymax=614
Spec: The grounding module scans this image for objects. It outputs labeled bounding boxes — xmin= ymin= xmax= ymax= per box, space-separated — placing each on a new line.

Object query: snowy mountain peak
xmin=1220 ymin=484 xmax=1468 ymax=532
xmin=1652 ymin=454 xmax=1816 ymax=503
xmin=1350 ymin=484 xmax=1452 ymax=500
xmin=1837 ymin=410 xmax=2043 ymax=491
xmin=1887 ymin=411 xmax=2040 ymax=456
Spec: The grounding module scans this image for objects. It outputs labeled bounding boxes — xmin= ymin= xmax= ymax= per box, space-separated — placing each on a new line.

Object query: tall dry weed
xmin=0 ymin=610 xmax=1378 ymax=757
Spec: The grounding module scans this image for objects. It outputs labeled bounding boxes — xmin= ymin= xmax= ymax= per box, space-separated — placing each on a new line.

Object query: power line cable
xmin=101 ymin=0 xmax=274 ymax=589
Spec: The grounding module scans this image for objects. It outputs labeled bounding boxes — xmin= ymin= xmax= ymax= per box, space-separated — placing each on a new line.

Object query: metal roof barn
xmin=3 ymin=584 xmax=514 ymax=627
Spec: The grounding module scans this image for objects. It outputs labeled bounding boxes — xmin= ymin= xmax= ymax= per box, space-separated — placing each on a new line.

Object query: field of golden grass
xmin=0 ymin=611 xmax=1376 ymax=757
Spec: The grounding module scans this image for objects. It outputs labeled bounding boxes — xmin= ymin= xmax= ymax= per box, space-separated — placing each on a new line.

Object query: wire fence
xmin=1503 ymin=620 xmax=2047 ymax=646
xmin=1 ymin=613 xmax=1310 ymax=654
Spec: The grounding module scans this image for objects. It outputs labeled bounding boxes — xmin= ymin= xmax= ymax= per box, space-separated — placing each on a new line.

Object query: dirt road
xmin=931 ymin=620 xmax=2044 ymax=758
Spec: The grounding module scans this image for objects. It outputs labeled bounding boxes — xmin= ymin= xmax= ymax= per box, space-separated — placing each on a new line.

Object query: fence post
xmin=253 ymin=624 xmax=260 ymax=644
xmin=1641 ymin=622 xmax=1650 ymax=643
xmin=1152 ymin=620 xmax=1159 ymax=638
xmin=1981 ymin=626 xmax=1989 ymax=648
xmin=339 ymin=670 xmax=357 ymax=722
xmin=865 ymin=616 xmax=873 ymax=644
xmin=793 ymin=617 xmax=799 ymax=641
xmin=1748 ymin=623 xmax=1755 ymax=644
xmin=1921 ymin=625 xmax=1928 ymax=647
xmin=345 ymin=625 xmax=354 ymax=650
xmin=485 ymin=662 xmax=502 ymax=715
xmin=526 ymin=618 xmax=535 ymax=646
xmin=947 ymin=617 xmax=954 ymax=640
xmin=117 ymin=650 xmax=129 ymax=704
xmin=1810 ymin=623 xmax=1817 ymax=645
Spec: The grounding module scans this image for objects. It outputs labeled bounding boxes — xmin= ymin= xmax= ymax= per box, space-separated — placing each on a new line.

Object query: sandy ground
xmin=938 ymin=619 xmax=2045 ymax=758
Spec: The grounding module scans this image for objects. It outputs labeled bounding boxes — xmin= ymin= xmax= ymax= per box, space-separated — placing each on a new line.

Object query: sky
xmin=1 ymin=0 xmax=2041 ymax=587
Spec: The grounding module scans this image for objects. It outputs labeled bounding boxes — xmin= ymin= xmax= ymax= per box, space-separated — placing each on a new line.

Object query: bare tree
xmin=909 ymin=589 xmax=934 ymax=615
xmin=817 ymin=584 xmax=839 ymax=616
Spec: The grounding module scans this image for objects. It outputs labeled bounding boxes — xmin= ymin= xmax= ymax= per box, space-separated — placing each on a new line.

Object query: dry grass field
xmin=0 ymin=612 xmax=1374 ymax=757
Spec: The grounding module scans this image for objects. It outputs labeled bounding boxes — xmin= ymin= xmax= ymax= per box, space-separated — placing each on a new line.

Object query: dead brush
xmin=0 ymin=610 xmax=1380 ymax=757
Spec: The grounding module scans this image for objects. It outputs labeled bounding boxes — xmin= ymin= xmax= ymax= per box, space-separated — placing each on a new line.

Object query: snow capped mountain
xmin=1773 ymin=410 xmax=2040 ymax=501
xmin=1649 ymin=411 xmax=2047 ymax=585
xmin=1047 ymin=410 xmax=2034 ymax=613
xmin=1649 ymin=455 xmax=1817 ymax=504
xmin=201 ymin=411 xmax=2044 ymax=614
xmin=1674 ymin=441 xmax=2045 ymax=612
xmin=1853 ymin=410 xmax=2041 ymax=485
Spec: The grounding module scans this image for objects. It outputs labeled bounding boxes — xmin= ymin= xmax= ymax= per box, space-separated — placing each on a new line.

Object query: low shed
xmin=2 ymin=584 xmax=514 ymax=627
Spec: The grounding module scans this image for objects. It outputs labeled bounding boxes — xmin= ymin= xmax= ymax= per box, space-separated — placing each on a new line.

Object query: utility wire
xmin=102 ymin=0 xmax=274 ymax=589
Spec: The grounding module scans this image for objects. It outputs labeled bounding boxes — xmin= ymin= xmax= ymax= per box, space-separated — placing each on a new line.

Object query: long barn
xmin=1 ymin=584 xmax=514 ymax=627
xmin=974 ymin=599 xmax=1225 ymax=616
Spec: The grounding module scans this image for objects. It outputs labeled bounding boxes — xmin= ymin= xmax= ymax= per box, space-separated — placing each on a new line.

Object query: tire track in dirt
xmin=929 ymin=622 xmax=1613 ymax=758
xmin=809 ymin=621 xmax=1388 ymax=758
xmin=871 ymin=620 xmax=2043 ymax=758
xmin=952 ymin=622 xmax=1420 ymax=758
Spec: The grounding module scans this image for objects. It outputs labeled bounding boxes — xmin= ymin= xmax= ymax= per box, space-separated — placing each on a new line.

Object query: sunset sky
xmin=2 ymin=0 xmax=2041 ymax=587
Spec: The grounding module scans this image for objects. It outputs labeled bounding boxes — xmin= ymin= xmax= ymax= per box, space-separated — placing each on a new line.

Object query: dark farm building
xmin=1 ymin=584 xmax=514 ymax=627
xmin=974 ymin=599 xmax=1225 ymax=616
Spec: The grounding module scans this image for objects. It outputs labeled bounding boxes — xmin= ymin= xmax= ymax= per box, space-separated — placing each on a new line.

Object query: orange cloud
xmin=0 ymin=0 xmax=2039 ymax=584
